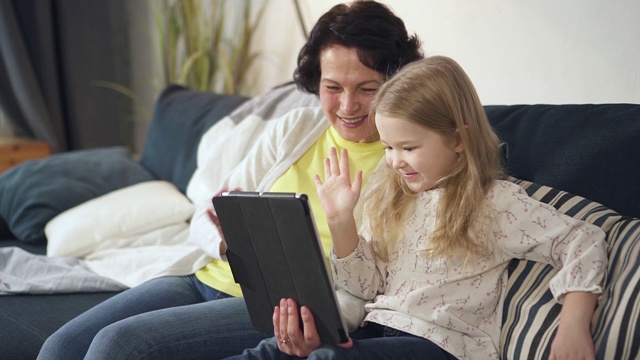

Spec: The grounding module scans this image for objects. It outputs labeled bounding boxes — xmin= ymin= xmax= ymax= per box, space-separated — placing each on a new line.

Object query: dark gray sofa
xmin=1 ymin=84 xmax=638 ymax=359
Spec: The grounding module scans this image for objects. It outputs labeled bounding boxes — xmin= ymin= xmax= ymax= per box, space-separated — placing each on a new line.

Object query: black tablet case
xmin=212 ymin=192 xmax=349 ymax=344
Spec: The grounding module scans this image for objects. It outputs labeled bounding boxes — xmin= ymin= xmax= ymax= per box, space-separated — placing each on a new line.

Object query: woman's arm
xmin=188 ymin=109 xmax=325 ymax=258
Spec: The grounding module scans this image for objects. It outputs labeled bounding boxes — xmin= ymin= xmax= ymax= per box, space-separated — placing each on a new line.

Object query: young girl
xmin=230 ymin=56 xmax=607 ymax=360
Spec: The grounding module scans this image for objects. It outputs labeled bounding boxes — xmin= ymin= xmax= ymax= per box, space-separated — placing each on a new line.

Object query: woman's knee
xmin=86 ymin=321 xmax=142 ymax=358
xmin=38 ymin=322 xmax=95 ymax=360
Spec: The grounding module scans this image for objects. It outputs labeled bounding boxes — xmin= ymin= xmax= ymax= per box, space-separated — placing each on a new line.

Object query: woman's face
xmin=318 ymin=45 xmax=383 ymax=143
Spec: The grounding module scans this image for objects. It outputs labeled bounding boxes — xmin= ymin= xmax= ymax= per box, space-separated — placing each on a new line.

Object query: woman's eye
xmin=361 ymin=88 xmax=378 ymax=93
xmin=325 ymin=86 xmax=341 ymax=92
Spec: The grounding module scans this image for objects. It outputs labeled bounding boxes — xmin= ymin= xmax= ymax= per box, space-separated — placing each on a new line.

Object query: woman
xmin=37 ymin=1 xmax=423 ymax=359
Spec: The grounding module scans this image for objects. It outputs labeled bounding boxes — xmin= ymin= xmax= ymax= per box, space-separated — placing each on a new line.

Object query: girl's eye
xmin=403 ymin=147 xmax=415 ymax=152
xmin=383 ymin=146 xmax=393 ymax=151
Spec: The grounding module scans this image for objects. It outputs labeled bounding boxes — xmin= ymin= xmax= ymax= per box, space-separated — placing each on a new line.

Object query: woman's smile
xmin=338 ymin=114 xmax=368 ymax=127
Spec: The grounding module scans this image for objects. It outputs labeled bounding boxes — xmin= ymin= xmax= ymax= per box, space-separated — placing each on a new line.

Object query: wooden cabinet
xmin=0 ymin=138 xmax=51 ymax=173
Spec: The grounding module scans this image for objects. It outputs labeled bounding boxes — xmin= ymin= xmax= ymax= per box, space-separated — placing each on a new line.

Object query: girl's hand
xmin=549 ymin=292 xmax=597 ymax=360
xmin=314 ymin=147 xmax=362 ymax=222
xmin=549 ymin=326 xmax=595 ymax=360
xmin=273 ymin=298 xmax=352 ymax=357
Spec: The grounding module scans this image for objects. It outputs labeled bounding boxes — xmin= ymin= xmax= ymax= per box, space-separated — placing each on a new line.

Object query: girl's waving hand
xmin=314 ymin=147 xmax=362 ymax=258
xmin=314 ymin=147 xmax=362 ymax=222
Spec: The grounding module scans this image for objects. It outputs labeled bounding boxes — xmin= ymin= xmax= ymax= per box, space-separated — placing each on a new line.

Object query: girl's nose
xmin=389 ymin=152 xmax=406 ymax=169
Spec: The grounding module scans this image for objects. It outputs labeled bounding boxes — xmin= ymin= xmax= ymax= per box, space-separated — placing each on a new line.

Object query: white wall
xmin=250 ymin=0 xmax=640 ymax=105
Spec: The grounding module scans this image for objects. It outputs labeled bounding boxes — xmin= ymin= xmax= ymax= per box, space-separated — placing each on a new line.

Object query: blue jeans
xmin=37 ymin=275 xmax=270 ymax=360
xmin=227 ymin=323 xmax=457 ymax=360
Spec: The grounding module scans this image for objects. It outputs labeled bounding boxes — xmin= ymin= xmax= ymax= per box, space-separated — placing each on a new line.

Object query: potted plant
xmin=155 ymin=0 xmax=268 ymax=95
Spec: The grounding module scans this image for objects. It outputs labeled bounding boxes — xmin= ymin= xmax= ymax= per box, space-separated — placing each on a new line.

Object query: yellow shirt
xmin=195 ymin=126 xmax=383 ymax=296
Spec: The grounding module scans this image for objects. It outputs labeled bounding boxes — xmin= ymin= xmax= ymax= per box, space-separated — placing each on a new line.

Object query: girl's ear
xmin=452 ymin=128 xmax=465 ymax=154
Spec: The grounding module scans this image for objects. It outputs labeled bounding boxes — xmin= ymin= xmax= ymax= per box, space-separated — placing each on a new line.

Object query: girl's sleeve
xmin=330 ymin=236 xmax=386 ymax=300
xmin=493 ymin=182 xmax=607 ymax=303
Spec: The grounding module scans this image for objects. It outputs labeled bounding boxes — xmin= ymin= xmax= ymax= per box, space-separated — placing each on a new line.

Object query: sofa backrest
xmin=140 ymin=83 xmax=640 ymax=219
xmin=139 ymin=85 xmax=249 ymax=194
xmin=486 ymin=104 xmax=640 ymax=218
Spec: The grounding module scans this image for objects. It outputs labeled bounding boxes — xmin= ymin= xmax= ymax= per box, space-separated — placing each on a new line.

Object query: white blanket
xmin=0 ymin=247 xmax=127 ymax=294
xmin=1 ymin=84 xmax=320 ymax=293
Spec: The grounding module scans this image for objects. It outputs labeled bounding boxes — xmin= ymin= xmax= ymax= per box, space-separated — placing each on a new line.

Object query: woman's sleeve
xmin=187 ymin=115 xmax=286 ymax=259
xmin=493 ymin=182 xmax=607 ymax=303
xmin=188 ymin=198 xmax=225 ymax=259
xmin=330 ymin=236 xmax=386 ymax=300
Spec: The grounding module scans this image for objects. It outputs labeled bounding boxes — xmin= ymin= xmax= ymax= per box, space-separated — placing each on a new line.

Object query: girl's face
xmin=376 ymin=114 xmax=463 ymax=192
xmin=318 ymin=45 xmax=383 ymax=143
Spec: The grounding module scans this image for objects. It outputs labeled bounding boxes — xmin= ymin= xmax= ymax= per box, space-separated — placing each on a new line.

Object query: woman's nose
xmin=340 ymin=92 xmax=359 ymax=114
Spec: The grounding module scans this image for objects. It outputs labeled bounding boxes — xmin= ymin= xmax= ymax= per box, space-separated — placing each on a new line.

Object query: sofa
xmin=1 ymin=83 xmax=639 ymax=359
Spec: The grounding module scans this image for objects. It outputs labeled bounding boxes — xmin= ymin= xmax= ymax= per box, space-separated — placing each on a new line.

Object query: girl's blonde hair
xmin=357 ymin=56 xmax=504 ymax=260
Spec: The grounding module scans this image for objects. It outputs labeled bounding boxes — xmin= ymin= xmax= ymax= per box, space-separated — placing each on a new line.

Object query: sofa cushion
xmin=139 ymin=85 xmax=249 ymax=194
xmin=0 ymin=147 xmax=154 ymax=244
xmin=0 ymin=216 xmax=14 ymax=240
xmin=592 ymin=217 xmax=640 ymax=358
xmin=485 ymin=104 xmax=640 ymax=219
xmin=45 ymin=181 xmax=194 ymax=258
xmin=500 ymin=177 xmax=640 ymax=359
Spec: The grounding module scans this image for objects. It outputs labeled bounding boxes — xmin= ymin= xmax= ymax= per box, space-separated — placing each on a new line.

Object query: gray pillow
xmin=0 ymin=146 xmax=154 ymax=243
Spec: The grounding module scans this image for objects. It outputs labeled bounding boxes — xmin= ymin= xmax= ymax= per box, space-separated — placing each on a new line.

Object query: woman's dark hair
xmin=294 ymin=0 xmax=423 ymax=95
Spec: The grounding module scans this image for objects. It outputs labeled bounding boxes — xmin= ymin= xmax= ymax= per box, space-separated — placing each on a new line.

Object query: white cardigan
xmin=188 ymin=106 xmax=328 ymax=260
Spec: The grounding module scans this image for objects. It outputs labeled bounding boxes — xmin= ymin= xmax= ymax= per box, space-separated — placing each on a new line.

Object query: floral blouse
xmin=331 ymin=180 xmax=607 ymax=359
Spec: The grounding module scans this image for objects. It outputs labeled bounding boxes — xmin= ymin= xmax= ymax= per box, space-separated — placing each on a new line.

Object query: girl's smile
xmin=375 ymin=114 xmax=463 ymax=192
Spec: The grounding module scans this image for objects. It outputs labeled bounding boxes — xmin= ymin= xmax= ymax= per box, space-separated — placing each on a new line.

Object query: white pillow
xmin=46 ymin=181 xmax=194 ymax=258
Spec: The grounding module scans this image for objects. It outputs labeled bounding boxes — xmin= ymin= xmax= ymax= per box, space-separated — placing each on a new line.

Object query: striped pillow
xmin=592 ymin=217 xmax=640 ymax=359
xmin=501 ymin=178 xmax=639 ymax=359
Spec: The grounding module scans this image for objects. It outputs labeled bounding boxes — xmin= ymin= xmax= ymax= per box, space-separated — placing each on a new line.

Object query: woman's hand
xmin=206 ymin=208 xmax=227 ymax=254
xmin=314 ymin=147 xmax=362 ymax=222
xmin=209 ymin=188 xmax=241 ymax=254
xmin=273 ymin=298 xmax=352 ymax=357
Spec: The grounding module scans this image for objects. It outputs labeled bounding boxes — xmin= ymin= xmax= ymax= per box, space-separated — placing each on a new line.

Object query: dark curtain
xmin=0 ymin=0 xmax=133 ymax=153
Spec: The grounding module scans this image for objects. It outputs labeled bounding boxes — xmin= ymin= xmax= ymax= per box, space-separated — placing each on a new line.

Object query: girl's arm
xmin=316 ymin=147 xmax=384 ymax=300
xmin=314 ymin=147 xmax=362 ymax=257
xmin=492 ymin=182 xmax=606 ymax=359
xmin=549 ymin=292 xmax=597 ymax=360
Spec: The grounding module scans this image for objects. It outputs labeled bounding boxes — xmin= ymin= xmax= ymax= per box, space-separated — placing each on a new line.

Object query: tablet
xmin=212 ymin=191 xmax=349 ymax=344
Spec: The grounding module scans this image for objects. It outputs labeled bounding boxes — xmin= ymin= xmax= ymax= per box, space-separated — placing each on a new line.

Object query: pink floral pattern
xmin=332 ymin=180 xmax=607 ymax=359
